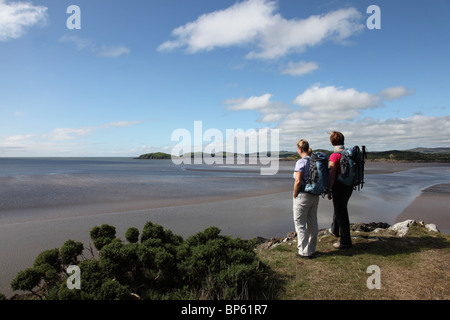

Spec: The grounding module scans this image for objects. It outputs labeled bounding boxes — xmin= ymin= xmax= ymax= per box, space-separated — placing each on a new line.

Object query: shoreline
xmin=397 ymin=183 xmax=450 ymax=234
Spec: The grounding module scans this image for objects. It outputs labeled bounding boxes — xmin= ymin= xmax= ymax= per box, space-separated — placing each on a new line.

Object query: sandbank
xmin=397 ymin=183 xmax=450 ymax=234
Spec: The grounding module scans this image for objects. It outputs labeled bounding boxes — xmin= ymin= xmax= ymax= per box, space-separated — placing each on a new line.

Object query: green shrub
xmin=10 ymin=221 xmax=275 ymax=300
xmin=60 ymin=240 xmax=84 ymax=266
xmin=89 ymin=224 xmax=116 ymax=250
xmin=125 ymin=227 xmax=139 ymax=243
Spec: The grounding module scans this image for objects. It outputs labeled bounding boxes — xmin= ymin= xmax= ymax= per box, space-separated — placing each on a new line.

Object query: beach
xmin=0 ymin=159 xmax=449 ymax=297
xmin=397 ymin=182 xmax=450 ymax=231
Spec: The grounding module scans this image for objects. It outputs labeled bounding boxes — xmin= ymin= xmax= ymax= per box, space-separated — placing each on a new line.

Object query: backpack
xmin=337 ymin=146 xmax=367 ymax=190
xmin=304 ymin=152 xmax=330 ymax=196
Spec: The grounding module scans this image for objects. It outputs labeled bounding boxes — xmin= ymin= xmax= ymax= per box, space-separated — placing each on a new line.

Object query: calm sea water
xmin=0 ymin=157 xmax=292 ymax=217
xmin=0 ymin=158 xmax=449 ymax=296
xmin=1 ymin=157 xmax=449 ymax=229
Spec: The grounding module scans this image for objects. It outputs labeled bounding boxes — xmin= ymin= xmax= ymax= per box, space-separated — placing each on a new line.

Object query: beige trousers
xmin=293 ymin=192 xmax=319 ymax=256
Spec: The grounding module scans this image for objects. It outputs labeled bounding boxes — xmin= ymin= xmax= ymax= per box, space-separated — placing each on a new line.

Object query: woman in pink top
xmin=327 ymin=131 xmax=353 ymax=249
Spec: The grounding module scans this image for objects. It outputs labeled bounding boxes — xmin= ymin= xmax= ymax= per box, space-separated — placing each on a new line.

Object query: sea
xmin=0 ymin=157 xmax=449 ymax=296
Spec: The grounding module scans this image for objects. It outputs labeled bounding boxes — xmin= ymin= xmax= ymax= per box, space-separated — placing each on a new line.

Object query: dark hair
xmin=330 ymin=131 xmax=345 ymax=146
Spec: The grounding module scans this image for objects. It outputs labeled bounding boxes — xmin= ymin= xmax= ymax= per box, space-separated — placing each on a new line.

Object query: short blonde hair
xmin=297 ymin=139 xmax=312 ymax=155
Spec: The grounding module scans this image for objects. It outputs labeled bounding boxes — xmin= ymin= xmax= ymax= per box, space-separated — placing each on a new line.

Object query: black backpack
xmin=337 ymin=146 xmax=367 ymax=190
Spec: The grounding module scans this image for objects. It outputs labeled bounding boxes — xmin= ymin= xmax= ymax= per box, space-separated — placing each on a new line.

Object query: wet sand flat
xmin=397 ymin=183 xmax=450 ymax=232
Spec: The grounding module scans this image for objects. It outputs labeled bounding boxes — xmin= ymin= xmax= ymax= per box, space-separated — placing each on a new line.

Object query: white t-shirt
xmin=293 ymin=156 xmax=310 ymax=186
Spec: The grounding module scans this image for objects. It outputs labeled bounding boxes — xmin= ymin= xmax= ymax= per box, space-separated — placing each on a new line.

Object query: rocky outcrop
xmin=351 ymin=222 xmax=391 ymax=232
xmin=257 ymin=220 xmax=442 ymax=250
xmin=387 ymin=219 xmax=415 ymax=237
xmin=385 ymin=220 xmax=440 ymax=237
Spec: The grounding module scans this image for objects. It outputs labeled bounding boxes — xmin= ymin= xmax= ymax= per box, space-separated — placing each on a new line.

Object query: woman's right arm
xmin=328 ymin=161 xmax=336 ymax=200
xmin=293 ymin=171 xmax=303 ymax=199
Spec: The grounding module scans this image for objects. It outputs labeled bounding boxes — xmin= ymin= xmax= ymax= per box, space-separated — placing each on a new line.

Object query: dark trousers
xmin=331 ymin=182 xmax=353 ymax=245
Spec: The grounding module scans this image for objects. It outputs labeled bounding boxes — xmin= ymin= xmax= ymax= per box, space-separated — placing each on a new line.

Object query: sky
xmin=0 ymin=0 xmax=449 ymax=157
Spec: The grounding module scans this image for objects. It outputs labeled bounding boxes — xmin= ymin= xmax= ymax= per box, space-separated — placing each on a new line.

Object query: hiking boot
xmin=333 ymin=242 xmax=352 ymax=249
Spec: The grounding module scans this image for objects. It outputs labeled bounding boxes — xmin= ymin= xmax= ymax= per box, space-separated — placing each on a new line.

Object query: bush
xmin=125 ymin=227 xmax=139 ymax=243
xmin=178 ymin=227 xmax=270 ymax=299
xmin=89 ymin=224 xmax=117 ymax=250
xmin=10 ymin=221 xmax=276 ymax=300
xmin=10 ymin=268 xmax=44 ymax=294
xmin=60 ymin=240 xmax=84 ymax=266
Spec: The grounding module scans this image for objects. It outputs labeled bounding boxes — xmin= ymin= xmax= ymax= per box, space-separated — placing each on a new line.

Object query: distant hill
xmin=407 ymin=147 xmax=450 ymax=154
xmin=367 ymin=148 xmax=450 ymax=162
xmin=135 ymin=152 xmax=172 ymax=159
xmin=136 ymin=148 xmax=450 ymax=162
xmin=275 ymin=147 xmax=450 ymax=162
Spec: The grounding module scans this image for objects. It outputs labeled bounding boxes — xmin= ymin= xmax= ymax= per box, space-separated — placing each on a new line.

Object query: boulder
xmin=425 ymin=223 xmax=439 ymax=233
xmin=388 ymin=220 xmax=416 ymax=237
xmin=351 ymin=222 xmax=390 ymax=232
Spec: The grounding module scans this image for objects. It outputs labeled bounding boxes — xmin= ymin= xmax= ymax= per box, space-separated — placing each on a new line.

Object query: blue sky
xmin=1 ymin=0 xmax=449 ymax=156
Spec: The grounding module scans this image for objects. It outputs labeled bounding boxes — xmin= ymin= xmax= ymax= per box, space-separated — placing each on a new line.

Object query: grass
xmin=256 ymin=224 xmax=450 ymax=300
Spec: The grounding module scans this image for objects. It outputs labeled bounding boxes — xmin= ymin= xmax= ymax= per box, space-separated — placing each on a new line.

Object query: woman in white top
xmin=293 ymin=139 xmax=319 ymax=259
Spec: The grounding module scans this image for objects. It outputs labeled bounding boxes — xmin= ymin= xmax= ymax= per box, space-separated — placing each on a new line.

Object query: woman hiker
xmin=293 ymin=139 xmax=319 ymax=259
xmin=327 ymin=131 xmax=353 ymax=249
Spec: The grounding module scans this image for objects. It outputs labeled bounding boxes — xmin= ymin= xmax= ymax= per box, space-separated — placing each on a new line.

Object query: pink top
xmin=329 ymin=152 xmax=341 ymax=175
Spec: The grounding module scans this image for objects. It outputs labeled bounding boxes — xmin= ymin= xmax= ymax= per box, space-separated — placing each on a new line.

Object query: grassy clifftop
xmin=256 ymin=221 xmax=450 ymax=300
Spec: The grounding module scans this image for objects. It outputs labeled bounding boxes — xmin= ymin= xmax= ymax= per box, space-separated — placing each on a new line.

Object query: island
xmin=135 ymin=152 xmax=172 ymax=159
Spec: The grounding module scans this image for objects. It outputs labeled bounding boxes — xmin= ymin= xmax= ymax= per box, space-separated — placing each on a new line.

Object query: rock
xmin=425 ymin=223 xmax=439 ymax=233
xmin=285 ymin=232 xmax=297 ymax=241
xmin=257 ymin=219 xmax=441 ymax=250
xmin=318 ymin=229 xmax=330 ymax=237
xmin=254 ymin=236 xmax=268 ymax=244
xmin=351 ymin=222 xmax=390 ymax=232
xmin=388 ymin=219 xmax=416 ymax=237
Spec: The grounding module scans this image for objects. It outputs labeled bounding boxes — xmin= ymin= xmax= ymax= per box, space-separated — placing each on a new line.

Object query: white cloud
xmin=281 ymin=61 xmax=318 ymax=76
xmin=43 ymin=127 xmax=94 ymax=141
xmin=158 ymin=0 xmax=276 ymax=53
xmin=293 ymin=85 xmax=379 ymax=113
xmin=158 ymin=0 xmax=363 ymax=59
xmin=5 ymin=134 xmax=35 ymax=141
xmin=247 ymin=7 xmax=364 ymax=59
xmin=59 ymin=34 xmax=130 ymax=58
xmin=59 ymin=34 xmax=92 ymax=50
xmin=101 ymin=121 xmax=142 ymax=128
xmin=224 ymin=85 xmax=450 ymax=150
xmin=224 ymin=93 xmax=289 ymax=123
xmin=337 ymin=115 xmax=450 ymax=150
xmin=96 ymin=45 xmax=131 ymax=58
xmin=378 ymin=86 xmax=415 ymax=101
xmin=0 ymin=0 xmax=47 ymax=41
xmin=42 ymin=121 xmax=142 ymax=141
xmin=0 ymin=121 xmax=143 ymax=156
xmin=225 ymin=93 xmax=273 ymax=111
